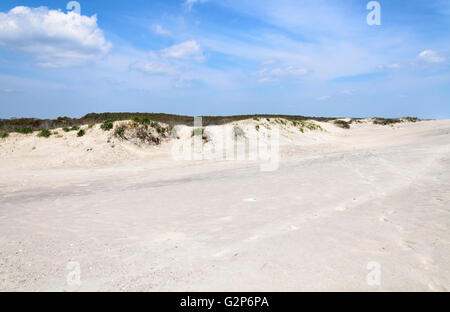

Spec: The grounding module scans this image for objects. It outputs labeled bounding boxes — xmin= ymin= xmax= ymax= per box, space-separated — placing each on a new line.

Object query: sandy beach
xmin=0 ymin=118 xmax=449 ymax=291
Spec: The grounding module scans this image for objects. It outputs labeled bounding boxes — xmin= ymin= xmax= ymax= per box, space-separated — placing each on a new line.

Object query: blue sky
xmin=0 ymin=0 xmax=449 ymax=119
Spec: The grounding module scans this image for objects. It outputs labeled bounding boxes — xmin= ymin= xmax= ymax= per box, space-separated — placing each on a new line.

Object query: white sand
xmin=0 ymin=119 xmax=449 ymax=291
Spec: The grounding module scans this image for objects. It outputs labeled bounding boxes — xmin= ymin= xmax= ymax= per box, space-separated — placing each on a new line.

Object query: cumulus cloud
xmin=161 ymin=40 xmax=205 ymax=61
xmin=417 ymin=50 xmax=445 ymax=63
xmin=0 ymin=6 xmax=111 ymax=67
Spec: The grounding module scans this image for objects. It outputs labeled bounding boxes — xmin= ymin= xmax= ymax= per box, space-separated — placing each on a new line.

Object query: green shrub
xmin=114 ymin=125 xmax=126 ymax=139
xmin=71 ymin=126 xmax=80 ymax=131
xmin=38 ymin=129 xmax=52 ymax=138
xmin=255 ymin=125 xmax=260 ymax=132
xmin=373 ymin=118 xmax=402 ymax=125
xmin=334 ymin=120 xmax=351 ymax=129
xmin=101 ymin=119 xmax=114 ymax=131
xmin=63 ymin=127 xmax=70 ymax=132
xmin=403 ymin=117 xmax=419 ymax=123
xmin=77 ymin=129 xmax=86 ymax=137
xmin=17 ymin=127 xmax=33 ymax=134
xmin=156 ymin=126 xmax=166 ymax=134
xmin=1 ymin=132 xmax=9 ymax=139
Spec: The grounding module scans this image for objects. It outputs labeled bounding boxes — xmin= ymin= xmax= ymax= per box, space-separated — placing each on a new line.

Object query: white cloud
xmin=130 ymin=61 xmax=178 ymax=75
xmin=131 ymin=41 xmax=206 ymax=77
xmin=183 ymin=0 xmax=208 ymax=11
xmin=0 ymin=6 xmax=111 ymax=67
xmin=417 ymin=50 xmax=445 ymax=63
xmin=257 ymin=65 xmax=307 ymax=83
xmin=153 ymin=24 xmax=172 ymax=36
xmin=317 ymin=96 xmax=331 ymax=101
xmin=161 ymin=40 xmax=205 ymax=62
xmin=257 ymin=77 xmax=275 ymax=83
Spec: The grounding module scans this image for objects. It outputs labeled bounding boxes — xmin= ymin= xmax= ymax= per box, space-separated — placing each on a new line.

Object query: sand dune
xmin=0 ymin=118 xmax=449 ymax=291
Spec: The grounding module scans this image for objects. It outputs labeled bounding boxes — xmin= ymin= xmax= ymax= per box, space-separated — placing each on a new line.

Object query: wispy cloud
xmin=317 ymin=95 xmax=331 ymax=101
xmin=183 ymin=0 xmax=208 ymax=11
xmin=153 ymin=24 xmax=172 ymax=36
xmin=417 ymin=50 xmax=445 ymax=63
xmin=161 ymin=40 xmax=205 ymax=62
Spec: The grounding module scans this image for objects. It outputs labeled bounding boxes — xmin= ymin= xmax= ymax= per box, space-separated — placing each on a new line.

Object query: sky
xmin=0 ymin=0 xmax=449 ymax=119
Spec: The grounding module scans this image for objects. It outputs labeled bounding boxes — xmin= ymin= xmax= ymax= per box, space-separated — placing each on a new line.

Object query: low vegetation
xmin=291 ymin=120 xmax=324 ymax=132
xmin=77 ymin=129 xmax=86 ymax=137
xmin=101 ymin=119 xmax=114 ymax=131
xmin=373 ymin=118 xmax=402 ymax=126
xmin=63 ymin=126 xmax=79 ymax=132
xmin=1 ymin=132 xmax=9 ymax=139
xmin=38 ymin=129 xmax=52 ymax=138
xmin=0 ymin=113 xmax=421 ymax=133
xmin=333 ymin=120 xmax=351 ymax=129
xmin=403 ymin=117 xmax=419 ymax=123
xmin=17 ymin=127 xmax=33 ymax=134
xmin=112 ymin=120 xmax=172 ymax=145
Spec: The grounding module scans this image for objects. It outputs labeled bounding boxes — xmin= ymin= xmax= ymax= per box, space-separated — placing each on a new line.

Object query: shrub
xmin=88 ymin=123 xmax=95 ymax=129
xmin=373 ymin=118 xmax=402 ymax=126
xmin=156 ymin=126 xmax=166 ymax=134
xmin=334 ymin=120 xmax=351 ymax=129
xmin=403 ymin=117 xmax=419 ymax=123
xmin=17 ymin=127 xmax=33 ymax=134
xmin=1 ymin=132 xmax=9 ymax=139
xmin=71 ymin=126 xmax=80 ymax=131
xmin=114 ymin=125 xmax=126 ymax=139
xmin=77 ymin=129 xmax=86 ymax=137
xmin=38 ymin=129 xmax=52 ymax=138
xmin=101 ymin=119 xmax=114 ymax=131
xmin=255 ymin=125 xmax=260 ymax=132
xmin=63 ymin=127 xmax=70 ymax=132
